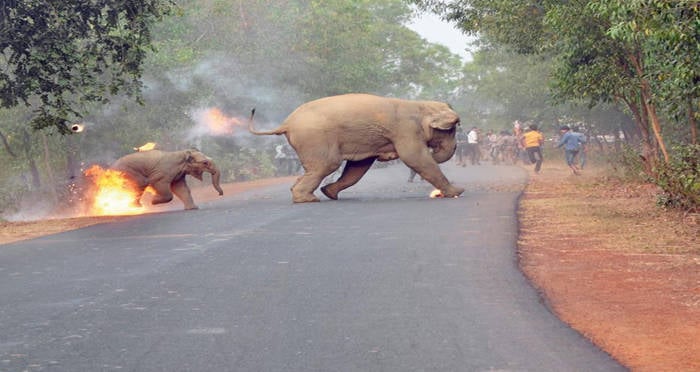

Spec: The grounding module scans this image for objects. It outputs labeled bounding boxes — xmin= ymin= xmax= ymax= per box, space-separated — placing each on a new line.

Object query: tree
xmin=409 ymin=0 xmax=700 ymax=173
xmin=0 ymin=0 xmax=174 ymax=133
xmin=595 ymin=1 xmax=700 ymax=146
xmin=545 ymin=1 xmax=666 ymax=172
xmin=458 ymin=48 xmax=556 ymax=128
xmin=409 ymin=0 xmax=550 ymax=53
xmin=290 ymin=0 xmax=464 ymax=99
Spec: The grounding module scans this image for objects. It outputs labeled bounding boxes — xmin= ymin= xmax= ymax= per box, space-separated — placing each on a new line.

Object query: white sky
xmin=407 ymin=12 xmax=472 ymax=61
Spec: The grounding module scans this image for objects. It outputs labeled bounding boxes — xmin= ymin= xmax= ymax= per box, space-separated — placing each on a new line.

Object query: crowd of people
xmin=450 ymin=120 xmax=588 ymax=175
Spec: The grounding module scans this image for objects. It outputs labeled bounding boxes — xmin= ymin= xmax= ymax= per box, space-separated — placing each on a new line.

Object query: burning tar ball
xmin=69 ymin=123 xmax=85 ymax=133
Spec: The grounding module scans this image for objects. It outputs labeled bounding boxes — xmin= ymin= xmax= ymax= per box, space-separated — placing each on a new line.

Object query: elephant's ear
xmin=427 ymin=110 xmax=460 ymax=130
xmin=428 ymin=118 xmax=454 ymax=130
xmin=422 ymin=115 xmax=456 ymax=141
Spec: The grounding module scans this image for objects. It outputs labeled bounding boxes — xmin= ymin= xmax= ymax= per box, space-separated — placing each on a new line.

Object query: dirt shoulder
xmin=518 ymin=164 xmax=699 ymax=371
xmin=1 ymin=170 xmax=699 ymax=369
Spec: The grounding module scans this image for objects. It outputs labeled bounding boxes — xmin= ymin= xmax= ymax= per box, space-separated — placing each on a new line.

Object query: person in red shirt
xmin=520 ymin=124 xmax=545 ymax=173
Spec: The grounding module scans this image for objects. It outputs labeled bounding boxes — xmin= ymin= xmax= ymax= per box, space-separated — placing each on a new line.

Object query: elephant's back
xmin=283 ymin=94 xmax=397 ymax=128
xmin=111 ymin=150 xmax=165 ymax=176
xmin=113 ymin=150 xmax=158 ymax=165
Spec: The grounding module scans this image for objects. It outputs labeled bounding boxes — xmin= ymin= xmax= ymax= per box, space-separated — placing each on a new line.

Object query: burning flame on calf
xmin=134 ymin=142 xmax=157 ymax=152
xmin=83 ymin=165 xmax=151 ymax=216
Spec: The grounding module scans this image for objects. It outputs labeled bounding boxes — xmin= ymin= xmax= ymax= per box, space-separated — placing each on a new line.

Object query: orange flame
xmin=199 ymin=108 xmax=243 ymax=135
xmin=84 ymin=165 xmax=150 ymax=216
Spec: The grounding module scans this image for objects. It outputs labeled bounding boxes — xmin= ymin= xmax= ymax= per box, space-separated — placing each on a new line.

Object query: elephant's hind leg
xmin=321 ymin=157 xmax=375 ymax=200
xmin=150 ymin=181 xmax=175 ymax=205
xmin=291 ymin=163 xmax=341 ymax=203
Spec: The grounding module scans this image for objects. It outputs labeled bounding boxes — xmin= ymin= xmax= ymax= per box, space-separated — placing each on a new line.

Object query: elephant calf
xmin=249 ymin=93 xmax=465 ymax=203
xmin=110 ymin=149 xmax=223 ymax=210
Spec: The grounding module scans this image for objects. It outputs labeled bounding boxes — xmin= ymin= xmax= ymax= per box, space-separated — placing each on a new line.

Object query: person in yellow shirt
xmin=520 ymin=124 xmax=544 ymax=173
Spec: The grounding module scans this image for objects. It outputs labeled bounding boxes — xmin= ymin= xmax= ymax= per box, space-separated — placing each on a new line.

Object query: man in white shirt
xmin=467 ymin=127 xmax=480 ymax=165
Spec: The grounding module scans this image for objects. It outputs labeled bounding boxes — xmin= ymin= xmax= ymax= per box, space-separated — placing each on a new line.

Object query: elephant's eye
xmin=203 ymin=161 xmax=209 ymax=166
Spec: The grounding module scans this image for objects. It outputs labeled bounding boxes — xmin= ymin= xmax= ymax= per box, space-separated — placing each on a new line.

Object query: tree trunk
xmin=41 ymin=132 xmax=58 ymax=204
xmin=640 ymin=80 xmax=669 ymax=163
xmin=65 ymin=135 xmax=81 ymax=181
xmin=619 ymin=94 xmax=656 ymax=175
xmin=689 ymin=99 xmax=698 ymax=145
xmin=0 ymin=130 xmax=17 ymax=158
xmin=22 ymin=129 xmax=41 ymax=190
xmin=628 ymin=50 xmax=669 ymax=164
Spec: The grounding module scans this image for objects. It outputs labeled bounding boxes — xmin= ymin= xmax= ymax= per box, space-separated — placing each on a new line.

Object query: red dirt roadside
xmin=518 ymin=164 xmax=699 ymax=371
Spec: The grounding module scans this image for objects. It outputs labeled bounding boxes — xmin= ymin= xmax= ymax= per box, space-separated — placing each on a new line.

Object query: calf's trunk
xmin=209 ymin=162 xmax=224 ymax=195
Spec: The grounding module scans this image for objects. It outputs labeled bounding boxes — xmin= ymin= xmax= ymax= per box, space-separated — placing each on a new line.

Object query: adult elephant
xmin=249 ymin=93 xmax=464 ymax=203
xmin=110 ymin=149 xmax=223 ymax=210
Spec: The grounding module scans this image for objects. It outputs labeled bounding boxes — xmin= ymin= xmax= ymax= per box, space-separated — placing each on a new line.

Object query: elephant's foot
xmin=441 ymin=185 xmax=465 ymax=198
xmin=320 ymin=184 xmax=339 ymax=200
xmin=292 ymin=192 xmax=320 ymax=203
xmin=184 ymin=204 xmax=199 ymax=210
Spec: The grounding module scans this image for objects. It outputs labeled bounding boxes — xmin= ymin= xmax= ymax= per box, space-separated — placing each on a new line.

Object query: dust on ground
xmin=1 ymin=169 xmax=698 ymax=370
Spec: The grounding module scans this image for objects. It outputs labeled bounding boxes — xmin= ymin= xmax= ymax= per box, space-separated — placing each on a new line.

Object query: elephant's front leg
xmin=321 ymin=157 xmax=375 ymax=200
xmin=171 ymin=178 xmax=198 ymax=210
xmin=398 ymin=144 xmax=464 ymax=197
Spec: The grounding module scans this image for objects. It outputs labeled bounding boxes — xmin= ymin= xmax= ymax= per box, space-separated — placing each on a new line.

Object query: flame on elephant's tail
xmin=83 ymin=165 xmax=151 ymax=216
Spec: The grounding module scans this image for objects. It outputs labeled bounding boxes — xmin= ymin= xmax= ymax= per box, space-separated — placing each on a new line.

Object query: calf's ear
xmin=185 ymin=150 xmax=194 ymax=163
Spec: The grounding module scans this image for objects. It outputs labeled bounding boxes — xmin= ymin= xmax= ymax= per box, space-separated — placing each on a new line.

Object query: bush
xmin=606 ymin=143 xmax=650 ymax=182
xmin=654 ymin=144 xmax=700 ymax=212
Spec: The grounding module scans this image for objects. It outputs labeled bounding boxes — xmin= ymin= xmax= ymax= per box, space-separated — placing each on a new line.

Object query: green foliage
xmin=590 ymin=1 xmax=700 ymax=123
xmin=194 ymin=135 xmax=276 ymax=182
xmin=544 ymin=2 xmax=632 ymax=106
xmin=0 ymin=0 xmax=175 ymax=132
xmin=654 ymin=144 xmax=700 ymax=212
xmin=606 ymin=143 xmax=650 ymax=182
xmin=278 ymin=0 xmax=464 ymax=98
xmin=459 ymin=48 xmax=557 ymax=128
xmin=224 ymin=147 xmax=276 ymax=182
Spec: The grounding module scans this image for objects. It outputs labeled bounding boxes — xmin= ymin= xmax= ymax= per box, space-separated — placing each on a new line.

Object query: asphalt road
xmin=0 ymin=162 xmax=624 ymax=372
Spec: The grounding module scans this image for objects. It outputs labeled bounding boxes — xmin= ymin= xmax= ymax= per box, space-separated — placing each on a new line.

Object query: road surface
xmin=0 ymin=162 xmax=624 ymax=371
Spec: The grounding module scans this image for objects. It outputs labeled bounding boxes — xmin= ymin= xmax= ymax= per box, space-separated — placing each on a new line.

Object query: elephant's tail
xmin=247 ymin=108 xmax=286 ymax=136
